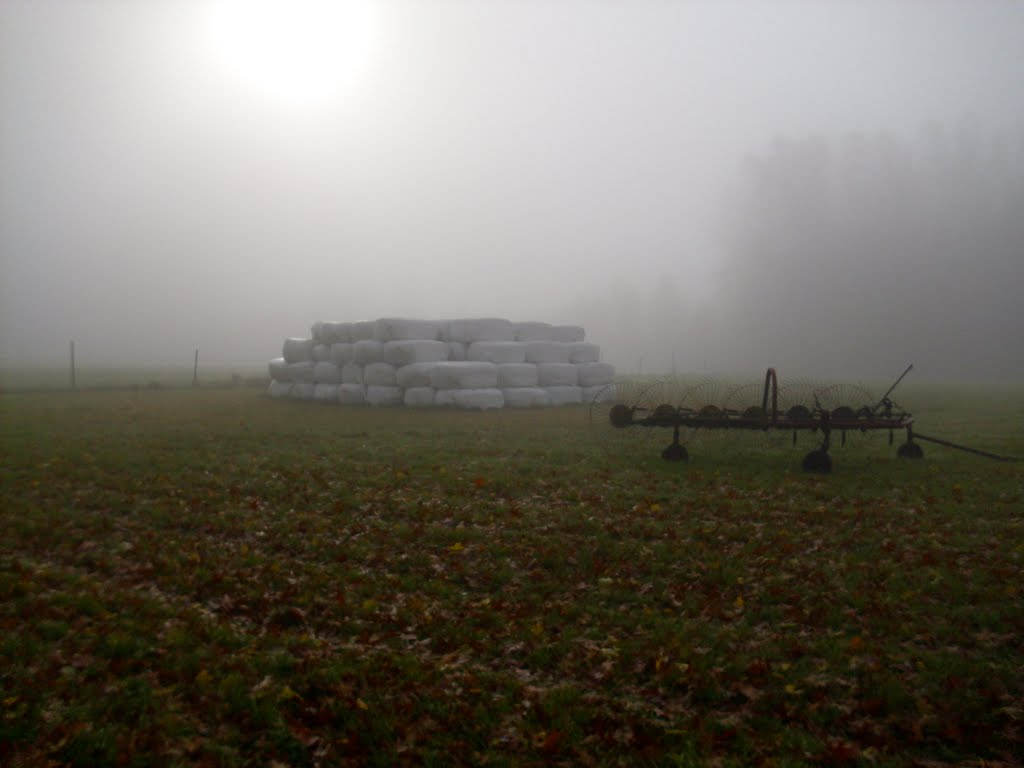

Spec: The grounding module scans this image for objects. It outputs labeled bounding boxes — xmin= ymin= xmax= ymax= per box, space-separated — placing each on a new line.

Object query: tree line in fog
xmin=582 ymin=116 xmax=1024 ymax=382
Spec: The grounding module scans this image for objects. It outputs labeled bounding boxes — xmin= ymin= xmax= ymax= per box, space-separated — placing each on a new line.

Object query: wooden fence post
xmin=193 ymin=349 xmax=199 ymax=387
xmin=70 ymin=341 xmax=76 ymax=390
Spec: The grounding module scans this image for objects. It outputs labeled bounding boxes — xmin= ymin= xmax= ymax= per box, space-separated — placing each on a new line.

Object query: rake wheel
xmin=802 ymin=449 xmax=832 ymax=473
xmin=588 ymin=376 xmax=666 ymax=456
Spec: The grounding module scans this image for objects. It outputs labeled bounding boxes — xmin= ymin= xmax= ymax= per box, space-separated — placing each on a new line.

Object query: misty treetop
xmin=725 ymin=117 xmax=1024 ymax=380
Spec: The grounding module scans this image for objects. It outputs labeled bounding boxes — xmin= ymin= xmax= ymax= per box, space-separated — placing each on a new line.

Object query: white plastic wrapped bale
xmin=404 ymin=387 xmax=435 ymax=407
xmin=545 ymin=385 xmax=583 ymax=406
xmin=314 ymin=383 xmax=339 ymax=403
xmin=268 ymin=358 xmax=289 ymax=380
xmin=374 ymin=317 xmax=442 ymax=342
xmin=446 ymin=342 xmax=468 ymax=361
xmin=353 ymin=340 xmax=384 ymax=365
xmin=497 ymin=363 xmax=538 ymax=388
xmin=449 ymin=388 xmax=504 ymax=410
xmin=430 ymin=361 xmax=499 ymax=390
xmin=268 ymin=379 xmax=293 ymax=399
xmin=567 ymin=342 xmax=600 ymax=364
xmin=364 ymin=362 xmax=397 ymax=386
xmin=576 ymin=362 xmax=616 ymax=387
xmin=383 ymin=340 xmax=448 ymax=366
xmin=283 ymin=337 xmax=314 ymax=363
xmin=503 ymin=387 xmax=552 ymax=408
xmin=290 ymin=381 xmax=316 ymax=400
xmin=351 ymin=321 xmax=377 ymax=341
xmin=513 ymin=321 xmax=553 ymax=342
xmin=434 ymin=389 xmax=456 ymax=408
xmin=311 ymin=321 xmax=325 ymax=345
xmin=330 ymin=342 xmax=355 ymax=366
xmin=312 ymin=344 xmax=332 ymax=362
xmin=283 ymin=362 xmax=315 ymax=382
xmin=396 ymin=362 xmax=438 ymax=388
xmin=338 ymin=383 xmax=366 ymax=405
xmin=313 ymin=362 xmax=341 ymax=384
xmin=445 ymin=318 xmax=514 ymax=343
xmin=538 ymin=363 xmax=579 ymax=387
xmin=468 ymin=341 xmax=527 ymax=364
xmin=319 ymin=321 xmax=352 ymax=344
xmin=582 ymin=383 xmax=618 ymax=404
xmin=551 ymin=325 xmax=585 ymax=343
xmin=341 ymin=363 xmax=363 ymax=385
xmin=524 ymin=341 xmax=570 ymax=364
xmin=366 ymin=385 xmax=403 ymax=407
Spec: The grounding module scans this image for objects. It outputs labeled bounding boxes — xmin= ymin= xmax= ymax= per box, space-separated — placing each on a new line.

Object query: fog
xmin=2 ymin=1 xmax=1022 ymax=381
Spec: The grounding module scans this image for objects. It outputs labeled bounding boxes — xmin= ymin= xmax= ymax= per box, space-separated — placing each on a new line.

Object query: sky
xmin=2 ymin=0 xmax=1022 ymax=379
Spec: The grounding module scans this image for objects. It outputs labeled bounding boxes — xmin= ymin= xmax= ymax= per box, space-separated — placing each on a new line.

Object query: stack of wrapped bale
xmin=267 ymin=317 xmax=616 ymax=409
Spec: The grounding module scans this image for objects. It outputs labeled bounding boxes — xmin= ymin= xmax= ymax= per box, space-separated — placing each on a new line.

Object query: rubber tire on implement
xmin=662 ymin=443 xmax=689 ymax=462
xmin=801 ymin=449 xmax=832 ymax=474
xmin=897 ymin=442 xmax=924 ymax=459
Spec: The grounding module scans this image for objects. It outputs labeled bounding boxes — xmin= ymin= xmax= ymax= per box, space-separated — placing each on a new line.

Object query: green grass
xmin=1 ymin=382 xmax=1022 ymax=766
xmin=0 ymin=364 xmax=268 ymax=392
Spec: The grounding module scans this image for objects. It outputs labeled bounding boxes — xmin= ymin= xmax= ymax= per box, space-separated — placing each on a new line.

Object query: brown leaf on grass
xmin=746 ymin=659 xmax=770 ymax=677
xmin=817 ymin=738 xmax=860 ymax=765
xmin=536 ymin=729 xmax=565 ymax=753
xmin=736 ymin=683 xmax=762 ymax=702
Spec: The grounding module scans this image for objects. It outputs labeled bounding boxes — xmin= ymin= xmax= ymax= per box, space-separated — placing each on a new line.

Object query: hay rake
xmin=595 ymin=365 xmax=1018 ymax=472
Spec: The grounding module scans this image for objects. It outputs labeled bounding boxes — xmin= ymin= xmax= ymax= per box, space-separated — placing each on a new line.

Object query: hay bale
xmin=445 ymin=318 xmax=514 ymax=343
xmin=330 ymin=342 xmax=355 ymax=366
xmin=396 ymin=362 xmax=438 ymax=388
xmin=313 ymin=362 xmax=341 ymax=384
xmin=567 ymin=342 xmax=600 ymax=364
xmin=338 ymin=383 xmax=366 ymax=405
xmin=524 ymin=341 xmax=570 ymax=364
xmin=404 ymin=387 xmax=436 ymax=407
xmin=366 ymin=385 xmax=403 ymax=407
xmin=430 ymin=361 xmax=499 ymax=390
xmin=353 ymin=340 xmax=384 ymax=365
xmin=503 ymin=387 xmax=552 ymax=408
xmin=268 ymin=357 xmax=288 ymax=380
xmin=271 ymin=317 xmax=608 ymax=410
xmin=374 ymin=318 xmax=442 ymax=342
xmin=551 ymin=325 xmax=585 ymax=343
xmin=513 ymin=321 xmax=553 ymax=342
xmin=383 ymin=340 xmax=448 ymax=366
xmin=449 ymin=388 xmax=504 ymax=410
xmin=283 ymin=337 xmax=314 ymax=363
xmin=538 ymin=363 xmax=579 ymax=387
xmin=363 ymin=362 xmax=397 ymax=386
xmin=314 ymin=383 xmax=339 ymax=403
xmin=268 ymin=380 xmax=293 ymax=398
xmin=283 ymin=362 xmax=315 ymax=382
xmin=313 ymin=321 xmax=353 ymax=344
xmin=545 ymin=385 xmax=583 ymax=406
xmin=341 ymin=363 xmax=363 ymax=385
xmin=352 ymin=321 xmax=377 ymax=341
xmin=497 ymin=363 xmax=539 ymax=388
xmin=468 ymin=341 xmax=527 ymax=364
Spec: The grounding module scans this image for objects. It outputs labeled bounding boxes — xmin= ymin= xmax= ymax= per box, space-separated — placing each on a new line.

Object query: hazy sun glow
xmin=207 ymin=0 xmax=373 ymax=108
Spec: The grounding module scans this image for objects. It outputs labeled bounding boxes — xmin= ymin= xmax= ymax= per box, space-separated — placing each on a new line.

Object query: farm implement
xmin=600 ymin=365 xmax=1018 ymax=473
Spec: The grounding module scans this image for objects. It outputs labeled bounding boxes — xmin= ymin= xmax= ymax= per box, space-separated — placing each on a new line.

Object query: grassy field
xmin=1 ymin=381 xmax=1022 ymax=766
xmin=0 ymin=365 xmax=268 ymax=393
